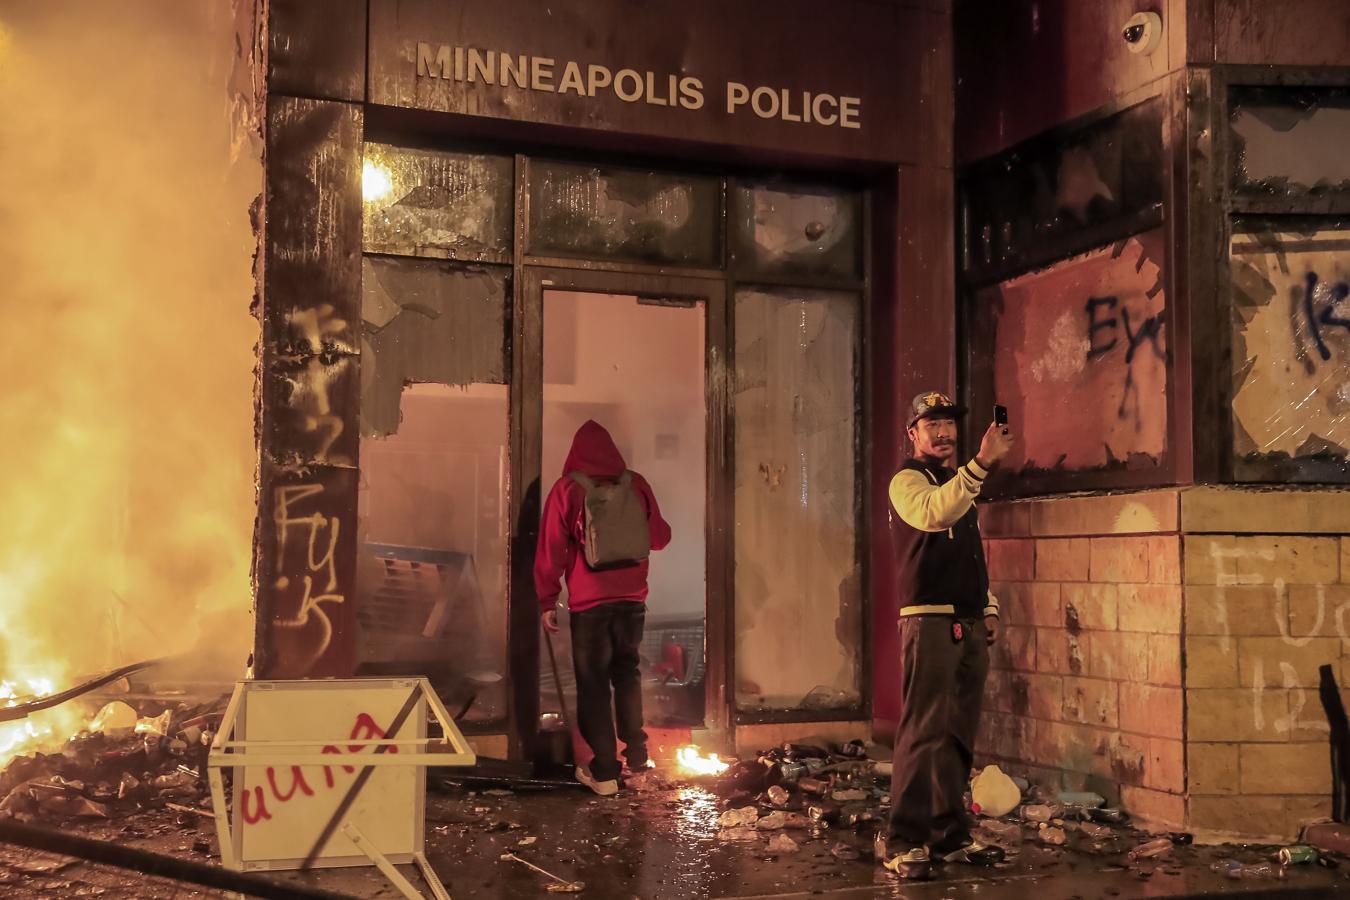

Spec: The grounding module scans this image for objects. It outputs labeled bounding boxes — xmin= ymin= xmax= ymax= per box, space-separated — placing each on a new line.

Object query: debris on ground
xmin=0 ymin=694 xmax=227 ymax=827
xmin=970 ymin=764 xmax=1020 ymax=817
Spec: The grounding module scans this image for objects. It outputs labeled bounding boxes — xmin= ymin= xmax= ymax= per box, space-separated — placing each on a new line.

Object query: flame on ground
xmin=676 ymin=745 xmax=729 ymax=777
xmin=0 ymin=678 xmax=85 ymax=769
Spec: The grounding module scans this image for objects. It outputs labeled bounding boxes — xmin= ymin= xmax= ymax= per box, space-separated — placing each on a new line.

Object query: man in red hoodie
xmin=536 ymin=420 xmax=672 ymax=796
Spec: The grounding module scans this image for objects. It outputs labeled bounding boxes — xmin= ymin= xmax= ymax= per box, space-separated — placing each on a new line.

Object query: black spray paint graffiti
xmin=1303 ymin=272 xmax=1350 ymax=362
xmin=1085 ymin=295 xmax=1165 ymax=425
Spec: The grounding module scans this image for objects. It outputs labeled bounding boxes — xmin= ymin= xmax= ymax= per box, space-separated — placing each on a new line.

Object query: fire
xmin=676 ymin=745 xmax=729 ymax=777
xmin=0 ymin=0 xmax=262 ymax=780
xmin=0 ymin=677 xmax=84 ymax=769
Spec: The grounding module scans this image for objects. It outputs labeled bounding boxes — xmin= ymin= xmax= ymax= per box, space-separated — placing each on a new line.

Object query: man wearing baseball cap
xmin=878 ymin=391 xmax=1014 ymax=879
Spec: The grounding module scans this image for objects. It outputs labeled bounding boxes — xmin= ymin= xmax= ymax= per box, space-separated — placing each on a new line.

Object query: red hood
xmin=563 ymin=420 xmax=626 ymax=477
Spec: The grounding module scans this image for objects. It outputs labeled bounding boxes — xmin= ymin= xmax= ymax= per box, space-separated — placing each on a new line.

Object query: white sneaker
xmin=575 ymin=765 xmax=618 ymax=797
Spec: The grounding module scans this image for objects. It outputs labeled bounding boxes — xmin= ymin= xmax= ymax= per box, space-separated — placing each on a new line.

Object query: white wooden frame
xmin=207 ymin=677 xmax=475 ymax=899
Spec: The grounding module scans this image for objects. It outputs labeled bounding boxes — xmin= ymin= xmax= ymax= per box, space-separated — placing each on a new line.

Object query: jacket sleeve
xmin=533 ymin=480 xmax=577 ymax=612
xmin=636 ymin=476 xmax=672 ymax=551
xmin=888 ymin=460 xmax=989 ymax=533
xmin=984 ymin=589 xmax=1000 ymax=619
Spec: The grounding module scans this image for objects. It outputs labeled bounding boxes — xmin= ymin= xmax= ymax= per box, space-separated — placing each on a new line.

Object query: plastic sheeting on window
xmin=1229 ymin=222 xmax=1350 ymax=481
xmin=359 ymin=256 xmax=508 ymax=438
xmin=731 ymin=182 xmax=862 ymax=280
xmin=527 ymin=160 xmax=721 ymax=266
xmin=1231 ymin=88 xmax=1350 ymax=196
xmin=362 ymin=142 xmax=513 ymax=261
xmin=733 ymin=287 xmax=862 ymax=712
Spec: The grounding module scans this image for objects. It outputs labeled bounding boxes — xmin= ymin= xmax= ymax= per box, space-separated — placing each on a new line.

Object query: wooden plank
xmin=269 ymin=0 xmax=367 ymax=102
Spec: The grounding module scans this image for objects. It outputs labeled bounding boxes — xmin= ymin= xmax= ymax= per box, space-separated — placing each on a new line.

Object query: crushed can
xmin=1278 ymin=845 xmax=1318 ymax=866
xmin=808 ymin=802 xmax=842 ymax=825
xmin=778 ymin=760 xmax=806 ymax=784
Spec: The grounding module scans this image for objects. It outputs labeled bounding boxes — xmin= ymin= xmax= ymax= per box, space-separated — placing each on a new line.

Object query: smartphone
xmin=994 ymin=404 xmax=1009 ymax=427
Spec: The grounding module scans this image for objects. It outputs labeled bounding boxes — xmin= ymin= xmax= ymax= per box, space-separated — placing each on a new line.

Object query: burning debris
xmin=0 ymin=693 xmax=226 ymax=828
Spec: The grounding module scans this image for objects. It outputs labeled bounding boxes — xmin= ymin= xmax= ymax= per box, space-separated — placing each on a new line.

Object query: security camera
xmin=1122 ymin=11 xmax=1163 ymax=55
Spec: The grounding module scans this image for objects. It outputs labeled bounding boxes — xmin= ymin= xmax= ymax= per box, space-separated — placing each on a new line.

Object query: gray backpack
xmin=568 ymin=471 xmax=651 ymax=570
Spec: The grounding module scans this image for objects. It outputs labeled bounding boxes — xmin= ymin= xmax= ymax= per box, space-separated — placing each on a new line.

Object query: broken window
xmin=962 ymin=98 xmax=1164 ymax=276
xmin=540 ymin=291 xmax=708 ymax=727
xmin=354 ymin=256 xmax=511 ymax=725
xmin=733 ymin=287 xmax=862 ymax=713
xmin=972 ymin=229 xmax=1169 ymax=483
xmin=527 ymin=160 xmax=721 ymax=266
xmin=730 ymin=182 xmax=862 ymax=281
xmin=361 ymin=142 xmax=514 ymax=262
xmin=1229 ymin=220 xmax=1350 ymax=482
xmin=1231 ymin=87 xmax=1350 ymax=198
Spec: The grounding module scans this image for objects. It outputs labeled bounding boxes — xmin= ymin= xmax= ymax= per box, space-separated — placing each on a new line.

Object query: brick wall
xmin=979 ymin=492 xmax=1185 ymax=827
xmin=1180 ymin=489 xmax=1350 ymax=839
xmin=977 ymin=487 xmax=1350 ymax=839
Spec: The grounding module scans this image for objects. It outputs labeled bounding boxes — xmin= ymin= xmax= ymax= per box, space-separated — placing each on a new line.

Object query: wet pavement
xmin=2 ymin=776 xmax=1348 ymax=899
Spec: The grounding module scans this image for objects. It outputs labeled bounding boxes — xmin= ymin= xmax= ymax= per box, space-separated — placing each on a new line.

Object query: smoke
xmin=0 ymin=2 xmax=262 ymax=688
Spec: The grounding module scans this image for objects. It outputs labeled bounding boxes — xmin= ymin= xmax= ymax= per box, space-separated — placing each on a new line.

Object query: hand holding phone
xmin=994 ymin=404 xmax=1009 ymax=432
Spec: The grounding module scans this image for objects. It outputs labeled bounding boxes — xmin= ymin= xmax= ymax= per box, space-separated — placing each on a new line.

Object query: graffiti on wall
xmin=1206 ymin=544 xmax=1338 ymax=737
xmin=1230 ymin=227 xmax=1350 ymax=468
xmin=261 ymin=467 xmax=357 ymax=678
xmin=983 ymin=229 xmax=1168 ymax=472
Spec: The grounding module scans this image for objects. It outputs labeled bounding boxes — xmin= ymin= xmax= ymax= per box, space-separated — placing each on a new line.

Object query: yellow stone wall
xmin=980 ymin=486 xmax=1350 ymax=839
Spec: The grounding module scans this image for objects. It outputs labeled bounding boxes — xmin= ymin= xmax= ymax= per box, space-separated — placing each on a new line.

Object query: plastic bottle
xmin=1128 ymin=837 xmax=1173 ymax=861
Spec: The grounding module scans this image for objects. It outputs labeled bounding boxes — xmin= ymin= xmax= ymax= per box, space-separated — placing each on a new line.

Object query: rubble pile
xmin=707 ymin=738 xmax=892 ymax=856
xmin=0 ymin=696 xmax=227 ymax=826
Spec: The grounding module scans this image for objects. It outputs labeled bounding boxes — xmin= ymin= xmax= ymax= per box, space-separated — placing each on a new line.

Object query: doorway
xmin=538 ymin=290 xmax=708 ymax=729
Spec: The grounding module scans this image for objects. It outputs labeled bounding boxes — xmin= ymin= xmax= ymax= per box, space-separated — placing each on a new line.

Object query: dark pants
xmin=889 ymin=616 xmax=989 ymax=853
xmin=570 ymin=600 xmax=649 ymax=781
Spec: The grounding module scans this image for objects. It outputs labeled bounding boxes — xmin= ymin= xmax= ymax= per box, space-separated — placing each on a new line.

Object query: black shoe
xmin=881 ymin=845 xmax=933 ymax=880
xmin=934 ymin=840 xmax=1005 ymax=865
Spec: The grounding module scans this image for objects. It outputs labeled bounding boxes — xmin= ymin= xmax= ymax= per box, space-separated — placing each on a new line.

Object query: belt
xmin=898 ymin=603 xmax=956 ymax=617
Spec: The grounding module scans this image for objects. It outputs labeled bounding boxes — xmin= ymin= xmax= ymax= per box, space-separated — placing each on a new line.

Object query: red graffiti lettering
xmin=244 ymin=711 xmax=397 ymax=826
xmin=241 ymin=785 xmax=272 ymax=824
xmin=266 ymin=766 xmax=315 ymax=802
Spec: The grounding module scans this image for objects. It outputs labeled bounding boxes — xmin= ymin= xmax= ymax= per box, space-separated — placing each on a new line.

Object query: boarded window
xmin=1231 ymin=87 xmax=1350 ymax=197
xmin=974 ymin=230 xmax=1169 ymax=482
xmin=731 ymin=182 xmax=862 ymax=280
xmin=361 ymin=143 xmax=513 ymax=262
xmin=359 ymin=256 xmax=508 ymax=439
xmin=1229 ymin=222 xmax=1350 ymax=481
xmin=734 ymin=287 xmax=861 ymax=712
xmin=527 ymin=160 xmax=721 ymax=266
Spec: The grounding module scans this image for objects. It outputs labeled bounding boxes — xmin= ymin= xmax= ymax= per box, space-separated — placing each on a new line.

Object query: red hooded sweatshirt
xmin=534 ymin=420 xmax=672 ymax=614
